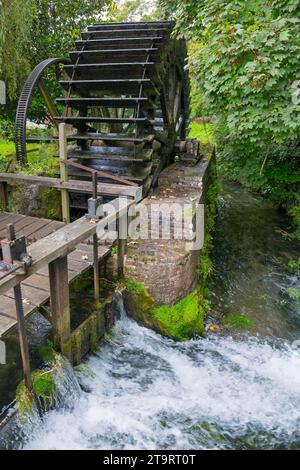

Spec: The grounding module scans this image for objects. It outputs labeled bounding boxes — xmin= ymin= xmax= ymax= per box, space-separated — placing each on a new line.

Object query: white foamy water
xmin=24 ymin=316 xmax=300 ymax=450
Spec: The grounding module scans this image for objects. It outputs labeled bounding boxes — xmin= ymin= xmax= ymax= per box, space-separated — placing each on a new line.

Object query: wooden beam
xmin=117 ymin=199 xmax=128 ymax=278
xmin=0 ymin=198 xmax=133 ymax=295
xmin=62 ymin=159 xmax=137 ymax=187
xmin=49 ymin=256 xmax=72 ymax=361
xmin=38 ymin=78 xmax=59 ymax=129
xmin=59 ymin=123 xmax=70 ymax=223
xmin=0 ymin=172 xmax=143 ymax=202
xmin=14 ymin=283 xmax=33 ymax=390
xmin=0 ymin=182 xmax=8 ymax=211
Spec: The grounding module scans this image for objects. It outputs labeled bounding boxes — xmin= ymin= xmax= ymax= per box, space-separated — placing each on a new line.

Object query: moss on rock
xmin=124 ymin=278 xmax=207 ymax=341
xmin=16 ymin=351 xmax=60 ymax=416
xmin=123 ymin=279 xmax=157 ymax=332
xmin=153 ymin=289 xmax=207 ymax=340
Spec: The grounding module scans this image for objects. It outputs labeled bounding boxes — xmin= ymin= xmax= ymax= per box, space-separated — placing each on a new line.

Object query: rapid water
xmin=17 ymin=182 xmax=300 ymax=449
xmin=24 ymin=316 xmax=300 ymax=450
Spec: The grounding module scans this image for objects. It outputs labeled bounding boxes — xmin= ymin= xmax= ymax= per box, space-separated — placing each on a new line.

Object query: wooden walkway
xmin=0 ymin=212 xmax=111 ymax=336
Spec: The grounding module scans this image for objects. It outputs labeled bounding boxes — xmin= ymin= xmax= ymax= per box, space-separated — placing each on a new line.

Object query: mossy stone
xmin=124 ymin=278 xmax=206 ymax=341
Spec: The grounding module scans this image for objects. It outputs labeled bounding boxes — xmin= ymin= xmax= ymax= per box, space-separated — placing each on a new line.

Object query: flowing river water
xmin=6 ymin=181 xmax=300 ymax=449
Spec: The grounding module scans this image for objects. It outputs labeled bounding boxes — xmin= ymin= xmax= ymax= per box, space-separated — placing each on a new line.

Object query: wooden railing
xmin=0 ymin=196 xmax=132 ymax=390
xmin=0 ymin=123 xmax=142 ymax=223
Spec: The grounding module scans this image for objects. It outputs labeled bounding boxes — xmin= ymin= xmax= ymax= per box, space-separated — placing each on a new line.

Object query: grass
xmin=0 ymin=139 xmax=39 ymax=158
xmin=189 ymin=121 xmax=215 ymax=145
xmin=0 ymin=138 xmax=58 ymax=175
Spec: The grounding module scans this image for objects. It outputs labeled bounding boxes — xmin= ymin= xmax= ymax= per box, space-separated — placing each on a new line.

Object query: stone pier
xmin=123 ymin=155 xmax=216 ymax=341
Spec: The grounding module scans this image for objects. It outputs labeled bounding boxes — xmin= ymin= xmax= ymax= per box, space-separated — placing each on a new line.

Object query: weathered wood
xmin=0 ymin=182 xmax=8 ymax=211
xmin=0 ymin=226 xmax=111 ymax=337
xmin=0 ymin=198 xmax=133 ymax=295
xmin=0 ymin=214 xmax=64 ymax=243
xmin=117 ymin=199 xmax=128 ymax=278
xmin=49 ymin=256 xmax=71 ymax=360
xmin=62 ymin=159 xmax=137 ymax=187
xmin=92 ymin=174 xmax=100 ymax=309
xmin=0 ymin=172 xmax=142 ymax=202
xmin=4 ymin=223 xmax=32 ymax=389
xmin=14 ymin=283 xmax=32 ymax=390
xmin=38 ymin=78 xmax=59 ymax=128
xmin=59 ymin=123 xmax=70 ymax=224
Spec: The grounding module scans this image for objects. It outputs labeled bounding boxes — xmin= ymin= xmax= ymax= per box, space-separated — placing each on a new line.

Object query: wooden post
xmin=0 ymin=182 xmax=8 ymax=211
xmin=117 ymin=203 xmax=128 ymax=278
xmin=92 ymin=173 xmax=100 ymax=309
xmin=14 ymin=283 xmax=33 ymax=390
xmin=48 ymin=256 xmax=72 ymax=362
xmin=59 ymin=123 xmax=70 ymax=224
xmin=38 ymin=79 xmax=59 ymax=129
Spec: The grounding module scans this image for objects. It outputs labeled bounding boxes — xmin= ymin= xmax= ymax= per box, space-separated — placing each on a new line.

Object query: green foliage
xmin=109 ymin=245 xmax=118 ymax=257
xmin=16 ymin=353 xmax=60 ymax=415
xmin=0 ymin=0 xmax=35 ymax=101
xmin=224 ymin=314 xmax=254 ymax=330
xmin=0 ymin=118 xmax=15 ymax=140
xmin=0 ymin=137 xmax=58 ymax=174
xmin=32 ymin=371 xmax=56 ymax=401
xmin=0 ymin=0 xmax=113 ymax=130
xmin=109 ymin=0 xmax=162 ymax=22
xmin=37 ymin=340 xmax=55 ymax=363
xmin=160 ymin=0 xmax=300 ymax=235
xmin=161 ymin=0 xmax=300 ymax=143
xmin=125 ymin=278 xmax=146 ymax=294
xmin=287 ymin=258 xmax=300 ymax=275
xmin=189 ymin=121 xmax=215 ymax=145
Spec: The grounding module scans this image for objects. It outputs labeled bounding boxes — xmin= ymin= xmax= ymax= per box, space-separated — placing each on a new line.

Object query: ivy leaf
xmin=279 ymin=31 xmax=290 ymax=42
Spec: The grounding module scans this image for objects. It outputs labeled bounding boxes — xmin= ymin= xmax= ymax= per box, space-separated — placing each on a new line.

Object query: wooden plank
xmin=5 ymin=284 xmax=49 ymax=306
xmin=0 ymin=247 xmax=111 ymax=336
xmin=0 ymin=173 xmax=143 ymax=202
xmin=0 ymin=214 xmax=25 ymax=236
xmin=0 ymin=198 xmax=132 ymax=294
xmin=22 ymin=273 xmax=50 ymax=293
xmin=0 ymin=200 xmax=128 ymax=337
xmin=36 ymin=257 xmax=87 ymax=276
xmin=0 ymin=213 xmax=14 ymax=224
xmin=0 ymin=217 xmax=41 ymax=240
xmin=28 ymin=220 xmax=64 ymax=242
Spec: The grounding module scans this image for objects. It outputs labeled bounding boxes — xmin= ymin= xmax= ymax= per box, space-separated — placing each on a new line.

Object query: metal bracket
xmin=0 ymin=228 xmax=32 ymax=275
xmin=85 ymin=173 xmax=104 ymax=221
xmin=86 ymin=196 xmax=104 ymax=221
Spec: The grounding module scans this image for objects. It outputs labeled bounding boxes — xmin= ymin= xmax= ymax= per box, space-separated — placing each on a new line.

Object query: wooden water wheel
xmin=15 ymin=21 xmax=191 ymax=203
